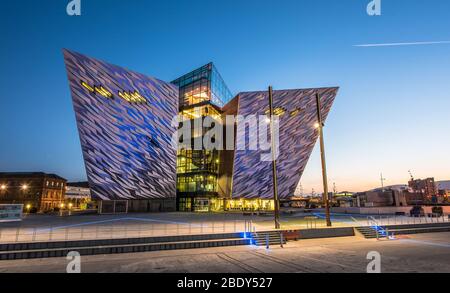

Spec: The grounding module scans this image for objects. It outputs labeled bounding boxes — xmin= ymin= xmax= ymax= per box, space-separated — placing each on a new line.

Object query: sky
xmin=0 ymin=0 xmax=449 ymax=192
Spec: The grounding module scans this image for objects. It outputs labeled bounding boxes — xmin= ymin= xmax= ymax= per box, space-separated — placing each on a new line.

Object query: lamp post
xmin=60 ymin=203 xmax=65 ymax=217
xmin=268 ymin=86 xmax=281 ymax=229
xmin=315 ymin=92 xmax=332 ymax=227
xmin=68 ymin=203 xmax=73 ymax=216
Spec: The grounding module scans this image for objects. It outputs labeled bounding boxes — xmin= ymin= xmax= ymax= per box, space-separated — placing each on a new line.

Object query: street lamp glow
xmin=60 ymin=203 xmax=65 ymax=209
xmin=26 ymin=204 xmax=31 ymax=210
xmin=314 ymin=122 xmax=320 ymax=129
xmin=21 ymin=184 xmax=28 ymax=190
xmin=0 ymin=185 xmax=6 ymax=190
xmin=68 ymin=203 xmax=73 ymax=209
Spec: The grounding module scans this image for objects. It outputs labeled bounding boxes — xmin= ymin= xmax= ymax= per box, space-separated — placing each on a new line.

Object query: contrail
xmin=354 ymin=41 xmax=450 ymax=47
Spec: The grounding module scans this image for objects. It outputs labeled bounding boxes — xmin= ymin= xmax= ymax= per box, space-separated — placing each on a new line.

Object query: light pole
xmin=316 ymin=92 xmax=332 ymax=227
xmin=268 ymin=86 xmax=281 ymax=229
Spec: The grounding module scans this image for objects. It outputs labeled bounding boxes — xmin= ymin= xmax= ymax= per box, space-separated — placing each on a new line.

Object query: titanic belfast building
xmin=64 ymin=49 xmax=338 ymax=213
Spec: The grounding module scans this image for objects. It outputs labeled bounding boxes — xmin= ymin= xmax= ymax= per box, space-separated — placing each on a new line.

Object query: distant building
xmin=333 ymin=191 xmax=354 ymax=207
xmin=437 ymin=181 xmax=450 ymax=203
xmin=354 ymin=189 xmax=407 ymax=207
xmin=408 ymin=177 xmax=437 ymax=201
xmin=436 ymin=180 xmax=450 ymax=191
xmin=0 ymin=172 xmax=67 ymax=212
xmin=66 ymin=182 xmax=91 ymax=210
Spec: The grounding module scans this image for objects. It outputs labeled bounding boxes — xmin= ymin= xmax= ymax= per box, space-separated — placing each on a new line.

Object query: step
xmin=0 ymin=238 xmax=252 ymax=260
xmin=356 ymin=224 xmax=450 ymax=239
xmin=0 ymin=232 xmax=244 ymax=252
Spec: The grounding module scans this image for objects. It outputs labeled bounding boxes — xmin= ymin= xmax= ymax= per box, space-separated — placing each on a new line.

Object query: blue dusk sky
xmin=0 ymin=0 xmax=449 ymax=192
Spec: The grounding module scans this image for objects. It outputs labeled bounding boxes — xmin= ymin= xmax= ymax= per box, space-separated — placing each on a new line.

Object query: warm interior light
xmin=95 ymin=86 xmax=113 ymax=98
xmin=81 ymin=81 xmax=94 ymax=92
xmin=314 ymin=122 xmax=321 ymax=128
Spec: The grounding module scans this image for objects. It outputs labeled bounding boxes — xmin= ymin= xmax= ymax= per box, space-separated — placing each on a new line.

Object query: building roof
xmin=0 ymin=172 xmax=67 ymax=181
xmin=437 ymin=180 xmax=450 ymax=190
xmin=67 ymin=181 xmax=90 ymax=188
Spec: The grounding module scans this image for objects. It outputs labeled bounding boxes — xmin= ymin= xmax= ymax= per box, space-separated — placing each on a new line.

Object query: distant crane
xmin=408 ymin=170 xmax=415 ymax=181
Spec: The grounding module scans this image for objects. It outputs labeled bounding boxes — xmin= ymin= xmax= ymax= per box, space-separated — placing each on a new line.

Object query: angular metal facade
xmin=63 ymin=50 xmax=178 ymax=200
xmin=231 ymin=88 xmax=338 ymax=199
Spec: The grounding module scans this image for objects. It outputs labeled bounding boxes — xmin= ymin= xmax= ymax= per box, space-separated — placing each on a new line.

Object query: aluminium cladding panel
xmin=63 ymin=50 xmax=178 ymax=200
xmin=231 ymin=88 xmax=338 ymax=199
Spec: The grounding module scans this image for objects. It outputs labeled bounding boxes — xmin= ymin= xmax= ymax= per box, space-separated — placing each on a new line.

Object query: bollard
xmin=65 ymin=228 xmax=68 ymax=241
xmin=15 ymin=227 xmax=20 ymax=242
xmin=280 ymin=232 xmax=284 ymax=248
xmin=385 ymin=228 xmax=389 ymax=240
xmin=266 ymin=234 xmax=269 ymax=249
xmin=376 ymin=228 xmax=379 ymax=241
xmin=31 ymin=228 xmax=36 ymax=242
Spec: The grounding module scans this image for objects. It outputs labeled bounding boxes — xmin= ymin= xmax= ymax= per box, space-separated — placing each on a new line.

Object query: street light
xmin=315 ymin=92 xmax=332 ymax=227
xmin=268 ymin=86 xmax=281 ymax=230
xmin=21 ymin=184 xmax=28 ymax=190
xmin=25 ymin=204 xmax=31 ymax=215
xmin=0 ymin=185 xmax=6 ymax=190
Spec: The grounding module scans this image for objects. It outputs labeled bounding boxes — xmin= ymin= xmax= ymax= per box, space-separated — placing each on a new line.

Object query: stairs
xmin=356 ymin=222 xmax=450 ymax=239
xmin=355 ymin=226 xmax=387 ymax=239
xmin=0 ymin=233 xmax=252 ymax=260
xmin=250 ymin=231 xmax=286 ymax=246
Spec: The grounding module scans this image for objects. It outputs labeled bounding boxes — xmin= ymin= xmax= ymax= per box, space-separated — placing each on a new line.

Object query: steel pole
xmin=316 ymin=93 xmax=332 ymax=227
xmin=269 ymin=86 xmax=281 ymax=229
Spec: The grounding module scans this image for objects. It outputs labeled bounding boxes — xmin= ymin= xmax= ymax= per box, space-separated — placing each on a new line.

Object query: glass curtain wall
xmin=172 ymin=63 xmax=233 ymax=212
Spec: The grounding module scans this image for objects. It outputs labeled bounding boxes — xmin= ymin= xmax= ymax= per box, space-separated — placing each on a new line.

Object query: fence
xmin=0 ymin=220 xmax=250 ymax=244
xmin=365 ymin=214 xmax=450 ymax=227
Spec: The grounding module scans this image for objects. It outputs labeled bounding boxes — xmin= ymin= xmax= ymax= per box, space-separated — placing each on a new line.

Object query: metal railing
xmin=0 ymin=220 xmax=250 ymax=244
xmin=366 ymin=214 xmax=450 ymax=227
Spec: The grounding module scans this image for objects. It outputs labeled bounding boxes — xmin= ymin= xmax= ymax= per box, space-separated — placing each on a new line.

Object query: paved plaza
xmin=0 ymin=212 xmax=448 ymax=243
xmin=1 ymin=232 xmax=450 ymax=273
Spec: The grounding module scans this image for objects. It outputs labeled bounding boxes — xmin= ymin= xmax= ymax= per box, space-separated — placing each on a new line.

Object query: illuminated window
xmin=265 ymin=107 xmax=286 ymax=117
xmin=81 ymin=81 xmax=94 ymax=92
xmin=94 ymin=86 xmax=113 ymax=98
xmin=290 ymin=108 xmax=304 ymax=117
xmin=118 ymin=90 xmax=147 ymax=104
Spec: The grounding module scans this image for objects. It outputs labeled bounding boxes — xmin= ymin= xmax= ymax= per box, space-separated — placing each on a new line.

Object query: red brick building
xmin=0 ymin=172 xmax=67 ymax=212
